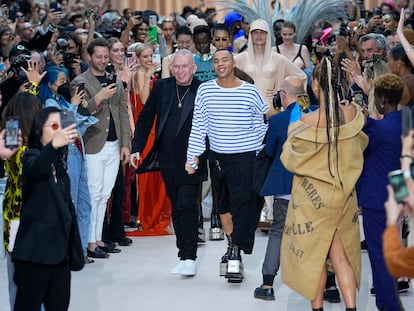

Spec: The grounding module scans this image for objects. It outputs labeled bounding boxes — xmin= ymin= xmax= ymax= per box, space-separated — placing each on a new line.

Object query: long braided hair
xmin=313 ymin=56 xmax=343 ymax=187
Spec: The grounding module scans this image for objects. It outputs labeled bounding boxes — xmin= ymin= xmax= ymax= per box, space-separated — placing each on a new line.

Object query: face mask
xmin=57 ymin=82 xmax=71 ymax=102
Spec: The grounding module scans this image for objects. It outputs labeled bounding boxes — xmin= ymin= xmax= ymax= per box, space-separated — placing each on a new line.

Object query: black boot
xmin=345 ymin=308 xmax=356 ymax=311
xmin=209 ymin=203 xmax=224 ymax=240
xmin=220 ymin=234 xmax=232 ymax=276
xmin=312 ymin=309 xmax=323 ymax=311
xmin=225 ymin=244 xmax=244 ymax=283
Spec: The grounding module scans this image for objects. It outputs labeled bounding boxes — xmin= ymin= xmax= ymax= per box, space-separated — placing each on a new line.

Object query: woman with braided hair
xmin=280 ymin=57 xmax=368 ymax=311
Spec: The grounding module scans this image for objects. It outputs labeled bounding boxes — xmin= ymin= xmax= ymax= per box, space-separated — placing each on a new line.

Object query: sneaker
xmin=398 ymin=280 xmax=410 ymax=294
xmin=181 ymin=259 xmax=196 ymax=276
xmin=170 ymin=260 xmax=185 ymax=275
xmin=323 ymin=288 xmax=340 ymax=303
xmin=254 ymin=286 xmax=275 ymax=301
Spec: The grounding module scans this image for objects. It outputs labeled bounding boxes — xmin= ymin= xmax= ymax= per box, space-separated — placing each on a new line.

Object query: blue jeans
xmin=67 ymin=144 xmax=92 ymax=255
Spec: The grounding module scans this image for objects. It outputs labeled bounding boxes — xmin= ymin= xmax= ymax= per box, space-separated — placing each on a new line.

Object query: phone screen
xmin=149 ymin=15 xmax=157 ymax=26
xmin=296 ymin=94 xmax=310 ymax=112
xmin=5 ymin=116 xmax=19 ymax=149
xmin=60 ymin=110 xmax=76 ymax=129
xmin=152 ymin=53 xmax=161 ymax=72
xmin=353 ymin=91 xmax=364 ymax=107
xmin=388 ymin=170 xmax=409 ymax=203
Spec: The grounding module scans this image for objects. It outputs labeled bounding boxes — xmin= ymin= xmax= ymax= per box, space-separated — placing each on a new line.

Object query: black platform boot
xmin=220 ymin=234 xmax=232 ymax=276
xmin=209 ymin=203 xmax=224 ymax=240
xmin=225 ymin=244 xmax=244 ymax=283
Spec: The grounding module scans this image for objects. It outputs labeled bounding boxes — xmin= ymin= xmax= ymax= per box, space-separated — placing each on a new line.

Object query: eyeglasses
xmin=44 ymin=122 xmax=60 ymax=130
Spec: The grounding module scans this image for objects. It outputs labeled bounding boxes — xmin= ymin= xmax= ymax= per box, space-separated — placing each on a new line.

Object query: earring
xmin=380 ymin=104 xmax=384 ymax=108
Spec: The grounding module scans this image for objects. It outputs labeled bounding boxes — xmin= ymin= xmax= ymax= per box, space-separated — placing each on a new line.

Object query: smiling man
xmin=186 ymin=49 xmax=268 ymax=283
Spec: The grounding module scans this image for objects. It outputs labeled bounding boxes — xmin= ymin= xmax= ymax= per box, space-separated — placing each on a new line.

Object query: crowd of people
xmin=1 ymin=0 xmax=414 ymax=310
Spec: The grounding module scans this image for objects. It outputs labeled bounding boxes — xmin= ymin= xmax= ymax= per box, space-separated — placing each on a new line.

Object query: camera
xmin=339 ymin=22 xmax=350 ymax=37
xmin=85 ymin=8 xmax=98 ymax=22
xmin=272 ymin=91 xmax=282 ymax=109
xmin=10 ymin=54 xmax=30 ymax=82
xmin=63 ymin=52 xmax=80 ymax=65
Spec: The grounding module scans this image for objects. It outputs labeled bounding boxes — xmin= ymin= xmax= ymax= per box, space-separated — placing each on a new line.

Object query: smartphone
xmin=134 ymin=11 xmax=142 ymax=19
xmin=402 ymin=106 xmax=413 ymax=137
xmin=60 ymin=110 xmax=76 ymax=129
xmin=5 ymin=116 xmax=19 ymax=149
xmin=372 ymin=53 xmax=381 ymax=61
xmin=106 ymin=73 xmax=117 ymax=84
xmin=338 ymin=84 xmax=345 ymax=101
xmin=49 ymin=2 xmax=62 ymax=12
xmin=77 ymin=82 xmax=84 ymax=94
xmin=353 ymin=91 xmax=364 ymax=107
xmin=152 ymin=53 xmax=161 ymax=72
xmin=272 ymin=91 xmax=282 ymax=109
xmin=388 ymin=169 xmax=409 ymax=203
xmin=149 ymin=14 xmax=157 ymax=26
xmin=296 ymin=94 xmax=310 ymax=112
xmin=148 ymin=26 xmax=158 ymax=45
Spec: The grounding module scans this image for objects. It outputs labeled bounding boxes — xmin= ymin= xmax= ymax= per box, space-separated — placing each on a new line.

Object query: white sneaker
xmin=181 ymin=259 xmax=196 ymax=276
xmin=170 ymin=260 xmax=184 ymax=275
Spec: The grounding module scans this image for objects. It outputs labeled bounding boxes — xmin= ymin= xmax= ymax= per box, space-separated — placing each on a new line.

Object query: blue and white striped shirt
xmin=187 ymin=80 xmax=268 ymax=168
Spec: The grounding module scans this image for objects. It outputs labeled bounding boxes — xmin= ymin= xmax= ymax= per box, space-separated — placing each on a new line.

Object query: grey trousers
xmin=261 ymin=198 xmax=289 ymax=285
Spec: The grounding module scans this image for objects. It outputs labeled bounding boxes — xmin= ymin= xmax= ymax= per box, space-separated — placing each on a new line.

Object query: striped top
xmin=187 ymin=79 xmax=268 ymax=168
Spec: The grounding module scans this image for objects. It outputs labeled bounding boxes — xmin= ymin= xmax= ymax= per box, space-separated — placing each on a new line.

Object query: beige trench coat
xmin=280 ymin=110 xmax=368 ymax=300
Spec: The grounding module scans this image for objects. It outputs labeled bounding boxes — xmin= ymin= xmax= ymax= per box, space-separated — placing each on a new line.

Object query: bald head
xmin=280 ymin=76 xmax=306 ymax=108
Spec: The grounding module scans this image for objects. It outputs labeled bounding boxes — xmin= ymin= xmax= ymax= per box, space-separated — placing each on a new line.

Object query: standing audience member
xmin=357 ymin=73 xmax=405 ymax=311
xmin=130 ymin=49 xmax=207 ymax=276
xmin=39 ymin=66 xmax=98 ymax=263
xmin=280 ymin=57 xmax=367 ymax=311
xmin=129 ymin=42 xmax=171 ymax=235
xmin=186 ymin=49 xmax=268 ymax=282
xmin=2 ymin=92 xmax=41 ymax=311
xmin=12 ymin=107 xmax=80 ymax=311
xmin=71 ymin=38 xmax=130 ymax=259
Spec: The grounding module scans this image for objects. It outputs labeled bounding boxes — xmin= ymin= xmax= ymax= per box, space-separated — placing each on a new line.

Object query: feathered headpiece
xmin=214 ymin=0 xmax=346 ymax=45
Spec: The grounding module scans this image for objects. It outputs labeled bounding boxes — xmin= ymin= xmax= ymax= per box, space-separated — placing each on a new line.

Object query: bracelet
xmin=404 ymin=170 xmax=411 ymax=179
xmin=400 ymin=154 xmax=414 ymax=160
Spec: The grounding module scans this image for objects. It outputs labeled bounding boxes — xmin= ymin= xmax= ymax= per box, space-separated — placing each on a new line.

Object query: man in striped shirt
xmin=185 ymin=49 xmax=268 ymax=282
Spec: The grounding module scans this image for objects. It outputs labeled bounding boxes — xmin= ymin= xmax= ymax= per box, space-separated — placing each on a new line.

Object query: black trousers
xmin=103 ymin=163 xmax=126 ymax=242
xmin=209 ymin=151 xmax=261 ymax=254
xmin=14 ymin=260 xmax=71 ymax=311
xmin=161 ymin=168 xmax=199 ymax=260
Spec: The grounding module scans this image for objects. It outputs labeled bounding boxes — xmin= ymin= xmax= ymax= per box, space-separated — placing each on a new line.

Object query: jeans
xmin=86 ymin=141 xmax=120 ymax=243
xmin=67 ymin=144 xmax=91 ymax=255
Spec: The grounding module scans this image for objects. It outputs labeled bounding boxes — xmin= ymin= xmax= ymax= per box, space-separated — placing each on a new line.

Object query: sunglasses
xmin=23 ymin=25 xmax=34 ymax=31
xmin=44 ymin=122 xmax=60 ymax=130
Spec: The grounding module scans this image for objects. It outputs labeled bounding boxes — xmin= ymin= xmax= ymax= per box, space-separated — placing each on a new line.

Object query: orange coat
xmin=383 ymin=225 xmax=414 ymax=278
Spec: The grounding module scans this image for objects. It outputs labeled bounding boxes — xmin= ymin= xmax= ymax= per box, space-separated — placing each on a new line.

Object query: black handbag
xmin=253 ymin=134 xmax=273 ymax=195
xmin=136 ymin=146 xmax=160 ymax=174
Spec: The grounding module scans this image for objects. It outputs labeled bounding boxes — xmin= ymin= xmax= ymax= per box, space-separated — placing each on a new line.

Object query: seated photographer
xmin=45 ymin=33 xmax=88 ymax=81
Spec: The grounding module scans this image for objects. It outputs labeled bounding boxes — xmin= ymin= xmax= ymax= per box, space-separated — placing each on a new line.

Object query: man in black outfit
xmin=130 ymin=49 xmax=206 ymax=276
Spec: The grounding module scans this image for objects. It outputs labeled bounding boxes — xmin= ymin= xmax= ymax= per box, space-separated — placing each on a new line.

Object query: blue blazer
xmin=260 ymin=103 xmax=295 ymax=196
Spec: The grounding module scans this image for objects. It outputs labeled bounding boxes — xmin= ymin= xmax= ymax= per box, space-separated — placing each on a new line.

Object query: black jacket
xmin=12 ymin=143 xmax=75 ymax=265
xmin=132 ymin=77 xmax=207 ymax=185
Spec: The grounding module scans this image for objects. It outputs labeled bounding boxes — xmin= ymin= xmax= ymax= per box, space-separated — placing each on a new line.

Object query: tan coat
xmin=71 ymin=69 xmax=131 ymax=154
xmin=280 ymin=110 xmax=368 ymax=300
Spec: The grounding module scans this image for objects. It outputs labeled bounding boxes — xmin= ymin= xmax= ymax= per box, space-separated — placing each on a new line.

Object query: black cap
xmin=8 ymin=44 xmax=31 ymax=59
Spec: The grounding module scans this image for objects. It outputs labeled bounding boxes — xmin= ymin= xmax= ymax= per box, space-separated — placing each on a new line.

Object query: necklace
xmin=176 ymin=84 xmax=190 ymax=108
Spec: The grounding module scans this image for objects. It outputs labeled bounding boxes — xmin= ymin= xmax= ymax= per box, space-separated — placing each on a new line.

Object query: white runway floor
xmin=1 ymin=227 xmax=413 ymax=311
